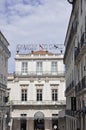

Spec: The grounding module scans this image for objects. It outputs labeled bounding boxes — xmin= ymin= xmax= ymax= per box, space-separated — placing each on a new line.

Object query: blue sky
xmin=0 ymin=0 xmax=72 ymax=73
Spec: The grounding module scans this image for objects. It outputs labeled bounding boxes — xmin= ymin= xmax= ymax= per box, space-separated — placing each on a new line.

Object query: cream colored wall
xmin=13 ymin=119 xmax=20 ymax=130
xmin=8 ymin=54 xmax=65 ymax=102
xmin=45 ymin=120 xmax=52 ymax=130
xmin=15 ymin=55 xmax=64 ymax=74
xmin=8 ymin=81 xmax=20 ymax=101
xmin=27 ymin=120 xmax=34 ymax=130
xmin=58 ymin=81 xmax=65 ymax=101
xmin=15 ymin=61 xmax=21 ymax=72
xmin=11 ymin=109 xmax=61 ymax=118
xmin=8 ymin=79 xmax=65 ymax=102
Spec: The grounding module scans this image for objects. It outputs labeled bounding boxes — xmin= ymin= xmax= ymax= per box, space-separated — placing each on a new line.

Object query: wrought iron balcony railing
xmin=81 ymin=32 xmax=86 ymax=47
xmin=65 ymin=80 xmax=74 ymax=96
xmin=75 ymin=76 xmax=86 ymax=94
xmin=14 ymin=71 xmax=65 ymax=77
xmin=75 ymin=32 xmax=86 ymax=64
xmin=65 ymin=109 xmax=75 ymax=117
xmin=9 ymin=100 xmax=66 ymax=106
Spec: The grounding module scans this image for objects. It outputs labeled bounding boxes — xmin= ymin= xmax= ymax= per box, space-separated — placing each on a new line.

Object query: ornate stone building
xmin=0 ymin=31 xmax=11 ymax=130
xmin=64 ymin=0 xmax=86 ymax=130
xmin=7 ymin=50 xmax=65 ymax=130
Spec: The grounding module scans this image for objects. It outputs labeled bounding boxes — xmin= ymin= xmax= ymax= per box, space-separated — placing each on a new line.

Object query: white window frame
xmin=52 ymin=89 xmax=58 ymax=101
xmin=36 ymin=61 xmax=43 ymax=75
xmin=37 ymin=89 xmax=42 ymax=101
xmin=21 ymin=62 xmax=28 ymax=74
xmin=51 ymin=61 xmax=57 ymax=74
xmin=21 ymin=89 xmax=27 ymax=101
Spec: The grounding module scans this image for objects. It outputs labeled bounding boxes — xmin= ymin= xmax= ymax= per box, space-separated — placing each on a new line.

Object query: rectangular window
xmin=81 ymin=61 xmax=83 ymax=78
xmin=80 ymin=0 xmax=82 ymax=14
xmin=51 ymin=62 xmax=57 ymax=74
xmin=37 ymin=89 xmax=42 ymax=101
xmin=36 ymin=61 xmax=42 ymax=75
xmin=21 ymin=114 xmax=27 ymax=117
xmin=0 ymin=95 xmax=2 ymax=104
xmin=85 ymin=16 xmax=86 ymax=32
xmin=52 ymin=89 xmax=58 ymax=101
xmin=21 ymin=62 xmax=28 ymax=74
xmin=1 ymin=74 xmax=3 ymax=83
xmin=84 ymin=56 xmax=86 ymax=75
xmin=21 ymin=89 xmax=27 ymax=101
xmin=77 ymin=66 xmax=80 ymax=82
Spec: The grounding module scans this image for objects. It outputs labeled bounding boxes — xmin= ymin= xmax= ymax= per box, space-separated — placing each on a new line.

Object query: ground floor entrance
xmin=34 ymin=111 xmax=45 ymax=130
xmin=11 ymin=110 xmax=60 ymax=130
xmin=34 ymin=119 xmax=44 ymax=130
xmin=12 ymin=118 xmax=59 ymax=130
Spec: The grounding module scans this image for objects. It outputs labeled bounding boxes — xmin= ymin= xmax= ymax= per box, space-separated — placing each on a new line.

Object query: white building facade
xmin=7 ymin=50 xmax=65 ymax=130
xmin=0 ymin=31 xmax=11 ymax=130
xmin=64 ymin=0 xmax=86 ymax=130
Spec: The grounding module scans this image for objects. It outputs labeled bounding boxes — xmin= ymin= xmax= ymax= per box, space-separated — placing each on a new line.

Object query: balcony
xmin=0 ymin=40 xmax=11 ymax=57
xmin=75 ymin=76 xmax=86 ymax=95
xmin=0 ymin=82 xmax=7 ymax=90
xmin=75 ymin=32 xmax=86 ymax=64
xmin=14 ymin=71 xmax=65 ymax=77
xmin=9 ymin=100 xmax=66 ymax=106
xmin=65 ymin=109 xmax=75 ymax=117
xmin=65 ymin=81 xmax=74 ymax=96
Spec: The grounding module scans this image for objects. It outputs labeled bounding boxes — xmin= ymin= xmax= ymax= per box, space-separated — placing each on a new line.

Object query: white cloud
xmin=0 ymin=0 xmax=72 ymax=73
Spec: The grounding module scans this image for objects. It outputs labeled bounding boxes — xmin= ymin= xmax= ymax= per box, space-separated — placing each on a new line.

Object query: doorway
xmin=20 ymin=119 xmax=26 ymax=130
xmin=34 ymin=119 xmax=44 ymax=130
xmin=34 ymin=111 xmax=45 ymax=130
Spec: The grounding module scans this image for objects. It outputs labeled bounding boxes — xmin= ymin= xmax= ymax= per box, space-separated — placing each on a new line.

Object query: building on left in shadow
xmin=0 ymin=31 xmax=11 ymax=130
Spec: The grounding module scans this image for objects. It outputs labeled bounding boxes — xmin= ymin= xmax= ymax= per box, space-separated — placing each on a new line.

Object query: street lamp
xmin=67 ymin=0 xmax=74 ymax=4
